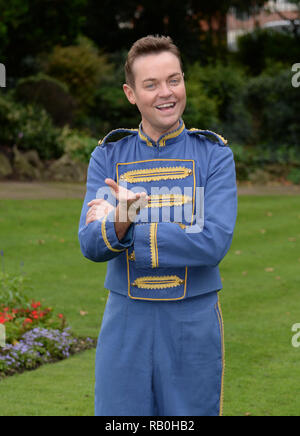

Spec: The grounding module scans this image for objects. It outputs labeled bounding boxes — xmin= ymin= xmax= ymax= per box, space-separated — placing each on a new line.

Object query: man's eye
xmin=170 ymin=79 xmax=180 ymax=85
xmin=145 ymin=83 xmax=155 ymax=89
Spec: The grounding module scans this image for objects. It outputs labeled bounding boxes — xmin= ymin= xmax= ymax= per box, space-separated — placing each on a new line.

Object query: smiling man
xmin=78 ymin=35 xmax=238 ymax=416
xmin=123 ymin=50 xmax=186 ymax=141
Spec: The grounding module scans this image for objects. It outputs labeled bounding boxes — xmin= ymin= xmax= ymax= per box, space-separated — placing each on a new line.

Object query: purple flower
xmin=0 ymin=327 xmax=94 ymax=379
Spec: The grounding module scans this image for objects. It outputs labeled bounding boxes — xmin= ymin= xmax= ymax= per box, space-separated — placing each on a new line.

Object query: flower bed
xmin=0 ymin=327 xmax=95 ymax=379
xmin=0 ymin=299 xmax=67 ymax=344
xmin=0 ymin=268 xmax=96 ymax=380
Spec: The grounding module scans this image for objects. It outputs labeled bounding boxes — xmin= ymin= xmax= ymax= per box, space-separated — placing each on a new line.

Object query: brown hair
xmin=125 ymin=35 xmax=183 ymax=88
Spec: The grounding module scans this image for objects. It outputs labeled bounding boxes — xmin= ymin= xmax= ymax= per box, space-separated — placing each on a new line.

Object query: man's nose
xmin=158 ymin=82 xmax=173 ymax=98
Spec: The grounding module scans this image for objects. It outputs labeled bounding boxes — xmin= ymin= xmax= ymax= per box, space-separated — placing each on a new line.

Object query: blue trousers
xmin=95 ymin=291 xmax=224 ymax=416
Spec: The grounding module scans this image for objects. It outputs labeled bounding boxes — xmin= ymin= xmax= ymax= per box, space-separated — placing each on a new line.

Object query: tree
xmin=83 ymin=0 xmax=266 ymax=64
xmin=0 ymin=0 xmax=87 ymax=78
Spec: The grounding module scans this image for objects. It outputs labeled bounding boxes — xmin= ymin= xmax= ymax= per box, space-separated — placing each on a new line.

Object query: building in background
xmin=227 ymin=0 xmax=300 ymax=49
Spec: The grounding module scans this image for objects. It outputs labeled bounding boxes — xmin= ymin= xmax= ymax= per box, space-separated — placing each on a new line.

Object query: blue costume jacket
xmin=78 ymin=120 xmax=237 ymax=301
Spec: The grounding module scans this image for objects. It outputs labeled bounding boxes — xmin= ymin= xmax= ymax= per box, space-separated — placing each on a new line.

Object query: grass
xmin=0 ymin=195 xmax=300 ymax=416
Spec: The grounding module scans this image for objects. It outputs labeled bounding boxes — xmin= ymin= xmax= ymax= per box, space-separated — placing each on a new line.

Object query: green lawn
xmin=0 ymin=195 xmax=299 ymax=416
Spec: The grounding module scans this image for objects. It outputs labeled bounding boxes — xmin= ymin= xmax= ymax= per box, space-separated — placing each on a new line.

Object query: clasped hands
xmin=86 ymin=178 xmax=148 ymax=241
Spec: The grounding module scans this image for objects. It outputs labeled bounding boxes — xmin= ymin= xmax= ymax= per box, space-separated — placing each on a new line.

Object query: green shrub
xmin=60 ymin=127 xmax=98 ymax=163
xmin=184 ymin=79 xmax=219 ymax=130
xmin=287 ymin=167 xmax=300 ymax=185
xmin=0 ymin=271 xmax=31 ymax=311
xmin=92 ymin=85 xmax=141 ymax=136
xmin=185 ymin=63 xmax=251 ymax=143
xmin=15 ymin=74 xmax=77 ymax=127
xmin=43 ymin=36 xmax=112 ymax=112
xmin=0 ymin=94 xmax=64 ymax=160
xmin=236 ymin=29 xmax=300 ymax=76
xmin=231 ymin=143 xmax=300 ymax=181
xmin=245 ymin=70 xmax=300 ymax=147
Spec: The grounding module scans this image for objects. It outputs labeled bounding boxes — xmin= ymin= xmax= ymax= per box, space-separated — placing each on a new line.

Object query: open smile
xmin=155 ymin=102 xmax=177 ymax=112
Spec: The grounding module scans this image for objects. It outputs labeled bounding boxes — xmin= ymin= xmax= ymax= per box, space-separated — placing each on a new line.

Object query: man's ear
xmin=123 ymin=83 xmax=136 ymax=105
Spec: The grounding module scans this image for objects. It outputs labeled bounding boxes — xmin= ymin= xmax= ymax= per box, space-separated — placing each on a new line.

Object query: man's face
xmin=123 ymin=51 xmax=186 ymax=139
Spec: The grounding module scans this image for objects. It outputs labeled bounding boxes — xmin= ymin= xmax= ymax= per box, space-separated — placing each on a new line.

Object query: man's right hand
xmin=105 ymin=178 xmax=148 ymax=241
xmin=86 ymin=199 xmax=115 ymax=225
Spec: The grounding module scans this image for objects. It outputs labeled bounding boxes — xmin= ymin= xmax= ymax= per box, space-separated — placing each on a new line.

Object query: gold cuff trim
xmin=131 ymin=275 xmax=185 ymax=290
xmin=146 ymin=194 xmax=192 ymax=208
xmin=119 ymin=166 xmax=193 ymax=183
xmin=101 ymin=216 xmax=124 ymax=253
xmin=150 ymin=223 xmax=159 ymax=268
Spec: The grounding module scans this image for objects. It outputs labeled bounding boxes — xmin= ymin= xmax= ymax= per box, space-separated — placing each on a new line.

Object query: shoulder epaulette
xmin=188 ymin=128 xmax=228 ymax=146
xmin=98 ymin=128 xmax=139 ymax=146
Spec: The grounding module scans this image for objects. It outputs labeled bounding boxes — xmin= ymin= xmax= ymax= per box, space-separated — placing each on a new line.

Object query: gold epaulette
xmin=98 ymin=128 xmax=139 ymax=146
xmin=188 ymin=128 xmax=228 ymax=146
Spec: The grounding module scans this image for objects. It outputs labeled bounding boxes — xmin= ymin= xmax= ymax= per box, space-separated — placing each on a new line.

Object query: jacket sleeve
xmin=133 ymin=145 xmax=237 ymax=269
xmin=78 ymin=149 xmax=134 ymax=263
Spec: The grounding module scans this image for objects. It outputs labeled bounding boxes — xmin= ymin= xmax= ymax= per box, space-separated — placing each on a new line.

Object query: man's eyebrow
xmin=168 ymin=73 xmax=181 ymax=78
xmin=142 ymin=73 xmax=182 ymax=83
xmin=142 ymin=78 xmax=156 ymax=83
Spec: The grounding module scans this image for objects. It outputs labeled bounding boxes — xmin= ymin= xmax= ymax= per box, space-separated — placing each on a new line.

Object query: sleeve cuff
xmin=101 ymin=210 xmax=134 ymax=252
xmin=134 ymin=223 xmax=158 ymax=269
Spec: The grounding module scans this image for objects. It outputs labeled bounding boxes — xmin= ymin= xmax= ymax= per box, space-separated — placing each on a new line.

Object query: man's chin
xmin=154 ymin=115 xmax=181 ymax=132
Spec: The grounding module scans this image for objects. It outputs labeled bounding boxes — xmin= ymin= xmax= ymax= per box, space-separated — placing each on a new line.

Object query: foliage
xmin=0 ymin=301 xmax=65 ymax=345
xmin=15 ymin=74 xmax=77 ymax=127
xmin=60 ymin=127 xmax=98 ymax=163
xmin=92 ymin=84 xmax=141 ymax=136
xmin=244 ymin=69 xmax=300 ymax=147
xmin=0 ymin=271 xmax=30 ymax=310
xmin=42 ymin=36 xmax=113 ymax=114
xmin=184 ymin=79 xmax=219 ymax=129
xmin=0 ymin=93 xmax=64 ymax=160
xmin=0 ymin=327 xmax=95 ymax=379
xmin=0 ymin=0 xmax=87 ymax=78
xmin=287 ymin=167 xmax=300 ymax=185
xmin=185 ymin=62 xmax=251 ymax=143
xmin=0 ymin=268 xmax=65 ymax=343
xmin=236 ymin=29 xmax=300 ymax=76
xmin=231 ymin=143 xmax=300 ymax=181
xmin=0 ymin=263 xmax=96 ymax=379
xmin=82 ymin=0 xmax=264 ymax=64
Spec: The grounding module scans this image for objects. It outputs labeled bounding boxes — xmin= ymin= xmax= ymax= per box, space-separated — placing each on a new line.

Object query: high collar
xmin=138 ymin=119 xmax=185 ymax=148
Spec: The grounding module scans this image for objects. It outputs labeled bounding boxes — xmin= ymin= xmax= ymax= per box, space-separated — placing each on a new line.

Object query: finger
xmin=105 ymin=178 xmax=119 ymax=197
xmin=86 ymin=210 xmax=94 ymax=225
xmin=88 ymin=199 xmax=104 ymax=207
xmin=135 ymin=192 xmax=148 ymax=200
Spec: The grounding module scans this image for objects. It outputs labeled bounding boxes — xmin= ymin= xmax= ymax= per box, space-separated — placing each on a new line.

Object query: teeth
xmin=156 ymin=103 xmax=175 ymax=109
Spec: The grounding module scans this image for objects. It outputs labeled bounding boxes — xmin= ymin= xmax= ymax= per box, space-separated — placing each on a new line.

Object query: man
xmin=78 ymin=35 xmax=237 ymax=416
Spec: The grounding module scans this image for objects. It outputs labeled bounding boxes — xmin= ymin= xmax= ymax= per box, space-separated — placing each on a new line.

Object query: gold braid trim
xmin=119 ymin=166 xmax=193 ymax=183
xmin=158 ymin=122 xmax=185 ymax=146
xmin=189 ymin=128 xmax=228 ymax=145
xmin=98 ymin=128 xmax=139 ymax=146
xmin=150 ymin=223 xmax=159 ymax=268
xmin=101 ymin=216 xmax=124 ymax=253
xmin=131 ymin=276 xmax=185 ymax=290
xmin=146 ymin=194 xmax=193 ymax=208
